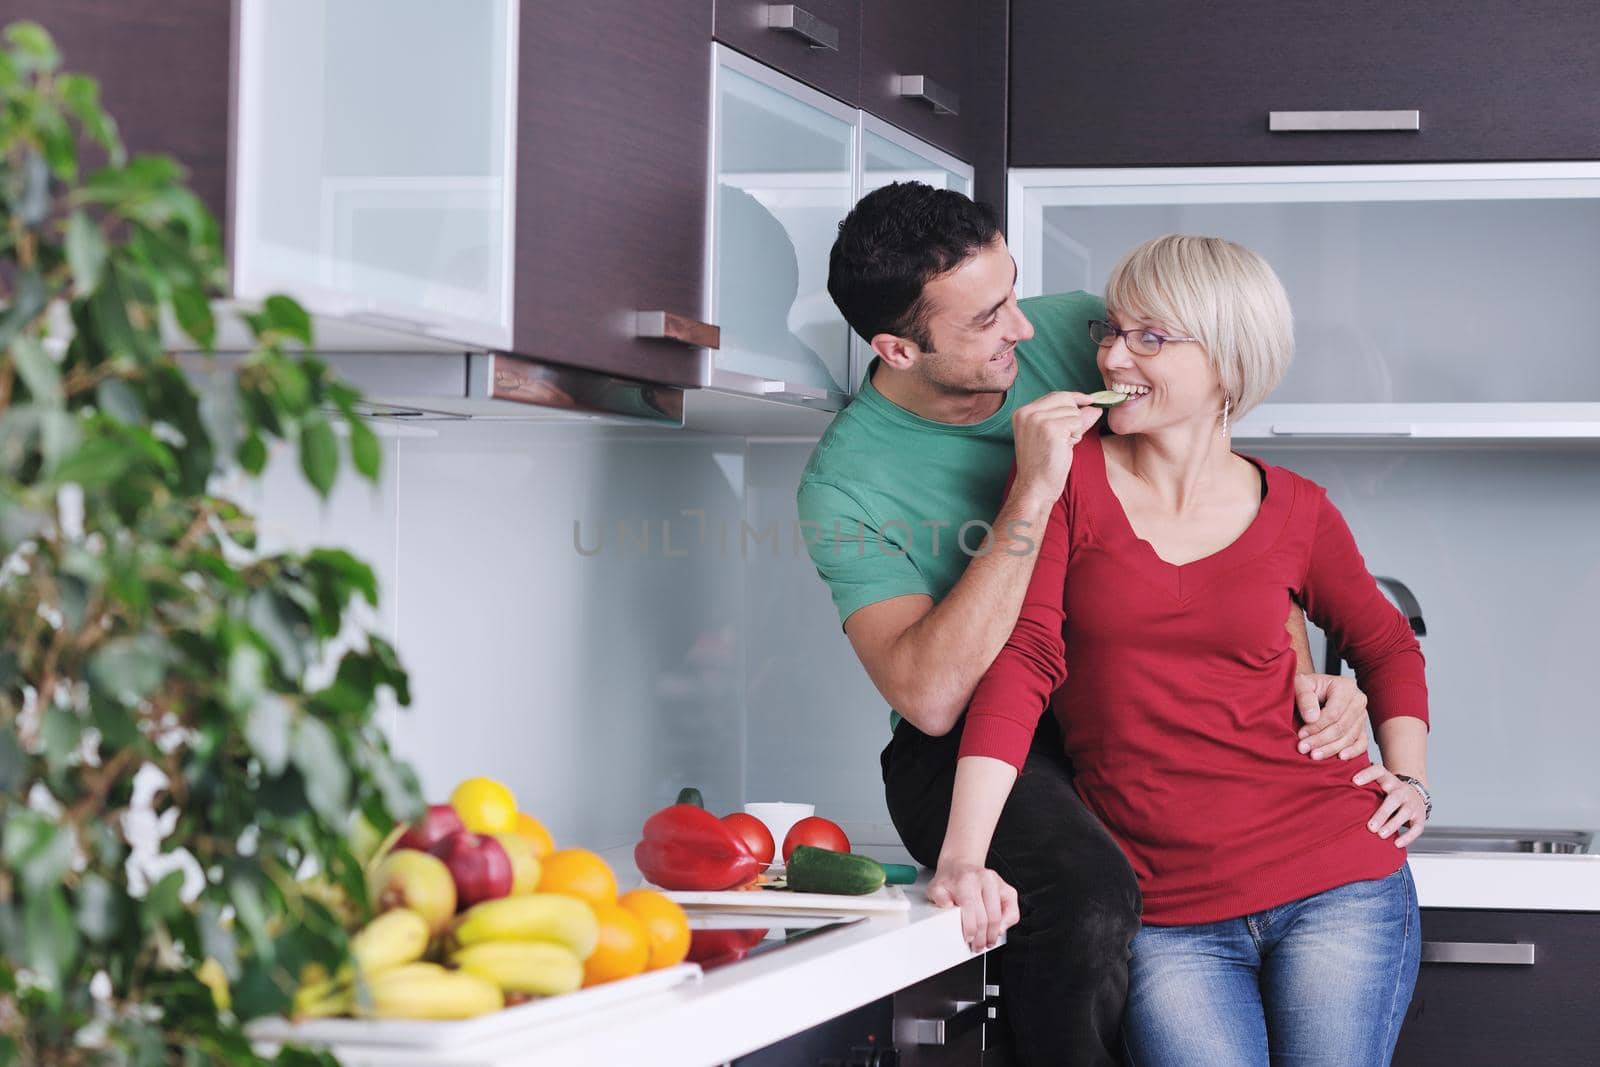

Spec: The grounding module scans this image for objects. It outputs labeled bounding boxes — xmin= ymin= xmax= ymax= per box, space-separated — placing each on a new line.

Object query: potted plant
xmin=1 ymin=22 xmax=422 ymax=1064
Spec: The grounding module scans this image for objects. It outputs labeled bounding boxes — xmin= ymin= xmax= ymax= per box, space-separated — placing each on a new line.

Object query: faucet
xmin=1323 ymin=576 xmax=1425 ymax=675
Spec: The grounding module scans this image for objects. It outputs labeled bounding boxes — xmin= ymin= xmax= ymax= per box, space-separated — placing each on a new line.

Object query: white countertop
xmin=297 ymin=849 xmax=1599 ymax=1067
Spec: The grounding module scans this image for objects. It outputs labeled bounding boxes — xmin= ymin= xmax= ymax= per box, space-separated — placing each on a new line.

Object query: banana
xmin=450 ymin=940 xmax=584 ymax=997
xmin=453 ymin=894 xmax=599 ymax=960
xmin=362 ymin=966 xmax=505 ymax=1020
xmin=350 ymin=907 xmax=432 ymax=976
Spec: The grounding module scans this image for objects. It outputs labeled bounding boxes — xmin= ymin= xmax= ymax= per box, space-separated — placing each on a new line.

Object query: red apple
xmin=431 ymin=831 xmax=513 ymax=908
xmin=396 ymin=803 xmax=465 ymax=853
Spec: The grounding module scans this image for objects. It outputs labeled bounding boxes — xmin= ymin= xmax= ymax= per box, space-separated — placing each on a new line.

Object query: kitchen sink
xmin=1411 ymin=826 xmax=1594 ymax=855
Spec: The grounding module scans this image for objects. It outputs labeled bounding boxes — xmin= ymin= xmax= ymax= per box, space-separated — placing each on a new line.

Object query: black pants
xmin=882 ymin=715 xmax=1141 ymax=1067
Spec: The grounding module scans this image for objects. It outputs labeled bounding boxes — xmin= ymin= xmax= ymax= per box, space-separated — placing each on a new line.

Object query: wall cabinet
xmin=1009 ymin=162 xmax=1600 ymax=442
xmin=1011 ymin=0 xmax=1600 ymax=169
xmin=1393 ymin=908 xmax=1600 ymax=1066
xmin=10 ymin=0 xmax=231 ymax=224
xmin=714 ymin=0 xmax=862 ymax=106
xmin=235 ymin=0 xmax=714 ymax=388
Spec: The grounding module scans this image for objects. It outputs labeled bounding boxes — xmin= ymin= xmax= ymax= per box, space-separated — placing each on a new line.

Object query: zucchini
xmin=785 ymin=846 xmax=886 ymax=896
xmin=675 ymin=786 xmax=704 ymax=809
xmin=1087 ymin=389 xmax=1128 ymax=408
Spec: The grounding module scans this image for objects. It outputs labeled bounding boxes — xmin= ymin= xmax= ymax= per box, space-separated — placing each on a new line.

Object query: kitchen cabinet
xmin=7 ymin=0 xmax=231 ymax=224
xmin=1392 ymin=908 xmax=1600 ymax=1066
xmin=714 ymin=0 xmax=862 ymax=106
xmin=1008 ymin=161 xmax=1600 ymax=442
xmin=234 ymin=0 xmax=714 ymax=388
xmin=1010 ymin=0 xmax=1600 ymax=168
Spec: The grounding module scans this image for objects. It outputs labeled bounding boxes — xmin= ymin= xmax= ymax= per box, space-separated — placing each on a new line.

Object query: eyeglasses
xmin=1088 ymin=319 xmax=1199 ymax=357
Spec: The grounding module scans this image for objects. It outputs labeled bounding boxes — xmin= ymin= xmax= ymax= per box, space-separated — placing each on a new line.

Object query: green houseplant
xmin=1 ymin=23 xmax=424 ymax=1064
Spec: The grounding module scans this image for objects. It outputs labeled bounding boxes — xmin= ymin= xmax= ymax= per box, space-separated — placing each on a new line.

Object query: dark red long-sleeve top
xmin=960 ymin=429 xmax=1429 ymax=925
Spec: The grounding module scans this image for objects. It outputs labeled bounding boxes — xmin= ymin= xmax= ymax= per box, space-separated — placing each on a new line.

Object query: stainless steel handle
xmin=760 ymin=380 xmax=831 ymax=402
xmin=899 ymin=75 xmax=959 ymax=116
xmin=767 ymin=4 xmax=838 ymax=51
xmin=636 ymin=311 xmax=721 ymax=350
xmin=1421 ymin=941 xmax=1536 ymax=966
xmin=1269 ymin=110 xmax=1420 ymax=132
xmin=1269 ymin=422 xmax=1415 ymax=437
xmin=895 ymin=998 xmax=992 ymax=1046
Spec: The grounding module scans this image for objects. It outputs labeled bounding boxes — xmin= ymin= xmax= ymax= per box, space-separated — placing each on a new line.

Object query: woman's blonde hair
xmin=1103 ymin=234 xmax=1293 ymax=418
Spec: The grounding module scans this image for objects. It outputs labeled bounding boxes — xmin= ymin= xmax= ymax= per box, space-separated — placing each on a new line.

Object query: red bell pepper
xmin=634 ymin=803 xmax=760 ymax=890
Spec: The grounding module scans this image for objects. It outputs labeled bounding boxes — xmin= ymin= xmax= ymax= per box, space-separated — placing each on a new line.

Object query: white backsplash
xmin=239 ymin=420 xmax=1600 ymax=862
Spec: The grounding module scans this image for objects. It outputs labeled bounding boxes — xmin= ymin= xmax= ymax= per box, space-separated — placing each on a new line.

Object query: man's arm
xmin=841 ymin=394 xmax=1101 ymax=736
xmin=1286 ymin=602 xmax=1375 ymax=761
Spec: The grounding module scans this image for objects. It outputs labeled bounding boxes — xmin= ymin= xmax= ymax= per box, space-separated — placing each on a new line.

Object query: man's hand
xmin=1293 ymin=673 xmax=1370 ymax=760
xmin=926 ymin=858 xmax=1020 ymax=953
xmin=1011 ymin=392 xmax=1102 ymax=507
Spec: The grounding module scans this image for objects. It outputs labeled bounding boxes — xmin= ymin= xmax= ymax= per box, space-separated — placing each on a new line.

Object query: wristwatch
xmin=1394 ymin=774 xmax=1432 ymax=820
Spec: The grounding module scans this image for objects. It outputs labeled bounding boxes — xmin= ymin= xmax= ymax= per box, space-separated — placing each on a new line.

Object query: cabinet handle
xmin=899 ymin=75 xmax=959 ymax=117
xmin=636 ymin=311 xmax=720 ymax=350
xmin=1421 ymin=941 xmax=1536 ymax=966
xmin=1269 ymin=422 xmax=1415 ymax=437
xmin=346 ymin=309 xmax=444 ymax=333
xmin=1269 ymin=110 xmax=1420 ymax=132
xmin=760 ymin=380 xmax=830 ymax=401
xmin=895 ymin=998 xmax=993 ymax=1046
xmin=767 ymin=4 xmax=839 ymax=51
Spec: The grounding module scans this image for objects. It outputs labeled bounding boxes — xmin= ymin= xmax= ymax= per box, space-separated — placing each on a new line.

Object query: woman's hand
xmin=1354 ymin=764 xmax=1428 ymax=848
xmin=926 ymin=858 xmax=1020 ymax=952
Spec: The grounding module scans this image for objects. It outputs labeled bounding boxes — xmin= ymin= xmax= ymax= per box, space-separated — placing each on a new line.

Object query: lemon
xmin=450 ymin=776 xmax=518 ymax=835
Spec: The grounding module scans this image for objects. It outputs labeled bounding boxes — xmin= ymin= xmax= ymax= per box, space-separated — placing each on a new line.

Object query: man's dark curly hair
xmin=827 ymin=181 xmax=1001 ymax=352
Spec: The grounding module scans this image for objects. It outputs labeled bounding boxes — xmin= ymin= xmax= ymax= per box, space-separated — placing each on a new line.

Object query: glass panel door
xmin=234 ymin=0 xmax=515 ymax=348
xmin=710 ymin=47 xmax=856 ymax=398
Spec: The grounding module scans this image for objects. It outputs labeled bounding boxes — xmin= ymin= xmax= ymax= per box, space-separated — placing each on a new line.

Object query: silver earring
xmin=1221 ymin=394 xmax=1231 ymax=437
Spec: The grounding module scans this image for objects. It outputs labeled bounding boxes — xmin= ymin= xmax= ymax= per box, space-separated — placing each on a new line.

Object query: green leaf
xmin=20 ymin=889 xmax=78 ymax=993
xmin=9 ymin=335 xmax=61 ymax=406
xmin=40 ymin=705 xmax=83 ymax=775
xmin=5 ymin=22 xmax=59 ymax=71
xmin=368 ymin=635 xmax=411 ymax=706
xmin=57 ymin=72 xmax=123 ymax=162
xmin=347 ymin=412 xmax=381 ymax=481
xmin=291 ymin=717 xmax=350 ymax=825
xmin=248 ymin=590 xmax=308 ymax=680
xmin=308 ymin=548 xmax=378 ymax=607
xmin=87 ymin=634 xmax=170 ymax=706
xmin=226 ymin=868 xmax=273 ymax=960
xmin=96 ymin=377 xmax=146 ymax=423
xmin=0 ymin=269 xmax=48 ymax=351
xmin=237 ymin=432 xmax=267 ymax=475
xmin=15 ymin=151 xmax=50 ymax=227
xmin=143 ymin=869 xmax=187 ymax=926
xmin=245 ymin=694 xmax=293 ymax=777
xmin=260 ymin=295 xmax=313 ymax=346
xmin=0 ymin=730 xmax=24 ymax=794
xmin=173 ymin=285 xmax=216 ymax=349
xmin=75 ymin=872 xmax=126 ymax=945
xmin=50 ymin=433 xmax=134 ymax=488
xmin=66 ymin=210 xmax=108 ymax=292
xmin=2 ymin=811 xmax=75 ymax=896
xmin=299 ymin=412 xmax=338 ymax=498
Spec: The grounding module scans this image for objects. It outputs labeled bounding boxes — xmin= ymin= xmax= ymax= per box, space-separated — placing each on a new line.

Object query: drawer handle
xmin=636 ymin=311 xmax=721 ymax=350
xmin=895 ymin=998 xmax=993 ymax=1046
xmin=899 ymin=75 xmax=960 ymax=116
xmin=1269 ymin=110 xmax=1421 ymax=132
xmin=1421 ymin=941 xmax=1536 ymax=966
xmin=767 ymin=4 xmax=839 ymax=51
xmin=760 ymin=380 xmax=831 ymax=402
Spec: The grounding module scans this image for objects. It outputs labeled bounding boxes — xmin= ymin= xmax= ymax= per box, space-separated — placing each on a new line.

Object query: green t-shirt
xmin=797 ymin=291 xmax=1107 ymax=630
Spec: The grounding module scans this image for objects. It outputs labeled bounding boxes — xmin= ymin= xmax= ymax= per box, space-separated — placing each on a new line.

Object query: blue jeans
xmin=1125 ymin=866 xmax=1420 ymax=1067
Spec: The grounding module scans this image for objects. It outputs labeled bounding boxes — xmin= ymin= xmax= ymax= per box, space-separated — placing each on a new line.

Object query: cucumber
xmin=1087 ymin=389 xmax=1128 ymax=408
xmin=785 ymin=846 xmax=887 ymax=896
xmin=675 ymin=787 xmax=704 ymax=809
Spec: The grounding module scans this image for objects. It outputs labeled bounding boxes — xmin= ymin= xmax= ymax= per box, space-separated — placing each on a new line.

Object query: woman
xmin=932 ymin=235 xmax=1430 ymax=1065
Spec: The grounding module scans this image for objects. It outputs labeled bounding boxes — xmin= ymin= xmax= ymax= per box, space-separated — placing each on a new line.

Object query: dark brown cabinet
xmin=1011 ymin=0 xmax=1600 ymax=168
xmin=4 ymin=0 xmax=231 ymax=223
xmin=1392 ymin=908 xmax=1600 ymax=1066
xmin=714 ymin=0 xmax=862 ymax=105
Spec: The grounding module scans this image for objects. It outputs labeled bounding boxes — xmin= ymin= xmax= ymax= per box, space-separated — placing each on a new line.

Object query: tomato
xmin=781 ymin=816 xmax=850 ymax=862
xmin=721 ymin=813 xmax=776 ymax=872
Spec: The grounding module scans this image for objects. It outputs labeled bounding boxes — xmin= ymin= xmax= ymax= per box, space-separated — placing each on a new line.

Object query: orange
xmin=582 ymin=902 xmax=649 ymax=986
xmin=618 ymin=888 xmax=690 ymax=971
xmin=449 ymin=777 xmax=518 ymax=835
xmin=513 ymin=812 xmax=556 ymax=859
xmin=537 ymin=848 xmax=617 ymax=908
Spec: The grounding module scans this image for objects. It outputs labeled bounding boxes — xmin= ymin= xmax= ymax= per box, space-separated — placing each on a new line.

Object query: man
xmin=796 ymin=182 xmax=1373 ymax=1065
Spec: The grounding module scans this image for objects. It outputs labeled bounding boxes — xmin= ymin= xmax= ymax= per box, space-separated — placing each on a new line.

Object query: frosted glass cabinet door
xmin=710 ymin=47 xmax=855 ymax=400
xmin=234 ymin=0 xmax=515 ymax=349
xmin=1012 ymin=164 xmax=1600 ymax=406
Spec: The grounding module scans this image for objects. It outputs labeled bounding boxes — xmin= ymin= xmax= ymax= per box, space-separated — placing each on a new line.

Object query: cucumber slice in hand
xmin=1087 ymin=390 xmax=1128 ymax=408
